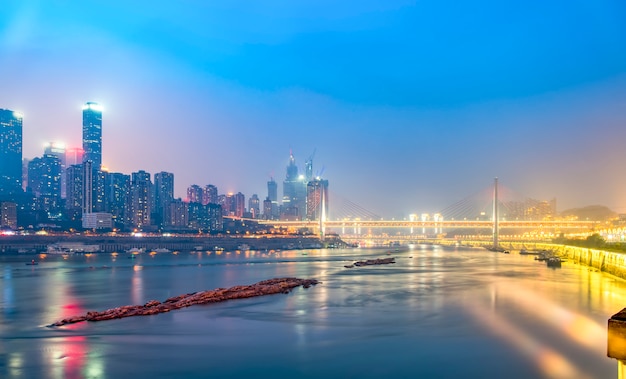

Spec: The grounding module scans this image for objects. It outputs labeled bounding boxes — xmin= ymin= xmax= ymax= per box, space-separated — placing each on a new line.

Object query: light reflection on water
xmin=1 ymin=246 xmax=625 ymax=378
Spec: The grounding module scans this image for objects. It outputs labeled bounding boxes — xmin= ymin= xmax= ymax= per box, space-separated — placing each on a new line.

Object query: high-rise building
xmin=65 ymin=164 xmax=83 ymax=214
xmin=306 ymin=178 xmax=329 ymax=221
xmin=233 ymin=192 xmax=245 ymax=218
xmin=267 ymin=178 xmax=277 ymax=203
xmin=154 ymin=171 xmax=174 ymax=228
xmin=106 ymin=172 xmax=130 ymax=228
xmin=263 ymin=197 xmax=272 ymax=220
xmin=248 ymin=194 xmax=260 ymax=218
xmin=44 ymin=143 xmax=67 ymax=198
xmin=0 ymin=109 xmax=23 ymax=196
xmin=0 ymin=201 xmax=17 ymax=229
xmin=187 ymin=184 xmax=203 ymax=203
xmin=82 ymin=161 xmax=94 ymax=214
xmin=82 ymin=102 xmax=103 ymax=170
xmin=203 ymin=184 xmax=218 ymax=205
xmin=130 ymin=170 xmax=152 ymax=229
xmin=27 ymin=153 xmax=62 ymax=214
xmin=219 ymin=194 xmax=234 ymax=216
xmin=267 ymin=178 xmax=279 ymax=219
xmin=169 ymin=198 xmax=188 ymax=229
xmin=282 ymin=152 xmax=307 ymax=220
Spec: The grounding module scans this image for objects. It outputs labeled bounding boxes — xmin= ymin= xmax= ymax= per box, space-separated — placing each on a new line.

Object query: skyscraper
xmin=27 ymin=153 xmax=62 ymax=214
xmin=282 ymin=152 xmax=307 ymax=220
xmin=203 ymin=184 xmax=218 ymax=205
xmin=0 ymin=109 xmax=23 ymax=196
xmin=306 ymin=178 xmax=329 ymax=221
xmin=187 ymin=185 xmax=203 ymax=204
xmin=130 ymin=170 xmax=152 ymax=229
xmin=248 ymin=194 xmax=260 ymax=218
xmin=44 ymin=142 xmax=67 ymax=198
xmin=154 ymin=171 xmax=174 ymax=228
xmin=82 ymin=102 xmax=103 ymax=170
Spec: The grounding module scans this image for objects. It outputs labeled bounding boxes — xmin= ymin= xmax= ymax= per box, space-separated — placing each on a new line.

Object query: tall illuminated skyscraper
xmin=0 ymin=108 xmax=23 ymax=196
xmin=154 ymin=171 xmax=174 ymax=228
xmin=82 ymin=102 xmax=103 ymax=170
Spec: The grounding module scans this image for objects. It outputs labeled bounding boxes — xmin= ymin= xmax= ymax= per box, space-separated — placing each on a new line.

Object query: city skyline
xmin=2 ymin=1 xmax=626 ymax=217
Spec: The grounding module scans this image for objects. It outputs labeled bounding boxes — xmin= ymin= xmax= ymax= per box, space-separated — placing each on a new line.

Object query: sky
xmin=1 ymin=1 xmax=626 ymax=218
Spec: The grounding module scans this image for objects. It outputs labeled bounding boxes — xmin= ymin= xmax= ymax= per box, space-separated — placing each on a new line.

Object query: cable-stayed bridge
xmin=256 ymin=179 xmax=599 ymax=244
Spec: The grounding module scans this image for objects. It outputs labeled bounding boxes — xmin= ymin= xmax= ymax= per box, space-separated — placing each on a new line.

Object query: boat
xmin=547 ymin=257 xmax=562 ymax=268
xmin=153 ymin=248 xmax=171 ymax=253
xmin=46 ymin=243 xmax=101 ymax=254
xmin=126 ymin=247 xmax=145 ymax=254
xmin=238 ymin=244 xmax=251 ymax=251
xmin=519 ymin=249 xmax=542 ymax=255
xmin=26 ymin=259 xmax=38 ymax=265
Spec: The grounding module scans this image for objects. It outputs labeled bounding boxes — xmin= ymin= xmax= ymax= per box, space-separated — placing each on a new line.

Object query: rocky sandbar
xmin=49 ymin=277 xmax=319 ymax=326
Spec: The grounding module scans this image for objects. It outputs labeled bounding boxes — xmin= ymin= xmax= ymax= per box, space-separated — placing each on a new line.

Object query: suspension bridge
xmin=256 ymin=178 xmax=600 ymax=247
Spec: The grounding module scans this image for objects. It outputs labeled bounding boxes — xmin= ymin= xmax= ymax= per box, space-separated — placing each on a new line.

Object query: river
xmin=1 ymin=245 xmax=624 ymax=378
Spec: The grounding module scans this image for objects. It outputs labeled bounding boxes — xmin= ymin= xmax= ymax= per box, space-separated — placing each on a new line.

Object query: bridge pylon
xmin=493 ymin=177 xmax=499 ymax=250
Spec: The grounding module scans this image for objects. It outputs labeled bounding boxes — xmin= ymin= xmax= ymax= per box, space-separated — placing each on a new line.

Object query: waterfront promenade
xmin=0 ymin=234 xmax=328 ymax=254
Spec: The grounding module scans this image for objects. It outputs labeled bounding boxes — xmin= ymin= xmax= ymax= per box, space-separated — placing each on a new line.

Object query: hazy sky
xmin=1 ymin=1 xmax=625 ymax=218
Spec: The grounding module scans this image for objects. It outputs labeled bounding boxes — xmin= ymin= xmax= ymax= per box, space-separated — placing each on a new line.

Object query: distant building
xmin=82 ymin=212 xmax=113 ymax=230
xmin=82 ymin=161 xmax=94 ymax=214
xmin=306 ymin=178 xmax=329 ymax=221
xmin=203 ymin=184 xmax=218 ymax=205
xmin=263 ymin=197 xmax=272 ymax=220
xmin=106 ymin=172 xmax=130 ymax=228
xmin=267 ymin=178 xmax=279 ymax=219
xmin=130 ymin=170 xmax=152 ymax=229
xmin=187 ymin=184 xmax=203 ymax=203
xmin=154 ymin=172 xmax=174 ymax=228
xmin=0 ymin=201 xmax=17 ymax=229
xmin=282 ymin=152 xmax=307 ymax=220
xmin=27 ymin=153 xmax=62 ymax=214
xmin=233 ymin=192 xmax=245 ymax=218
xmin=44 ymin=142 xmax=67 ymax=198
xmin=219 ymin=194 xmax=234 ymax=216
xmin=248 ymin=194 xmax=260 ymax=218
xmin=169 ymin=198 xmax=189 ymax=229
xmin=65 ymin=164 xmax=83 ymax=219
xmin=82 ymin=102 xmax=103 ymax=171
xmin=0 ymin=109 xmax=23 ymax=197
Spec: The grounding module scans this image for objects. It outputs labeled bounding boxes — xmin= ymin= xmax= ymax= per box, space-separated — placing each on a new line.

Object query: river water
xmin=1 ymin=245 xmax=625 ymax=378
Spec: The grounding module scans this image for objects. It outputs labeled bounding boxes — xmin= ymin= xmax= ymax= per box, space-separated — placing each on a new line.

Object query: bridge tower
xmin=319 ymin=185 xmax=326 ymax=239
xmin=493 ymin=177 xmax=499 ymax=250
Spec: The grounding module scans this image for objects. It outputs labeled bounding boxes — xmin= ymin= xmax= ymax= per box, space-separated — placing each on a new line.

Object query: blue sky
xmin=1 ymin=1 xmax=626 ymax=217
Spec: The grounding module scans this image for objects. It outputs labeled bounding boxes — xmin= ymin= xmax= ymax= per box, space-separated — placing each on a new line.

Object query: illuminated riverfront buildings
xmin=1 ymin=101 xmax=335 ymax=233
xmin=0 ymin=109 xmax=23 ymax=197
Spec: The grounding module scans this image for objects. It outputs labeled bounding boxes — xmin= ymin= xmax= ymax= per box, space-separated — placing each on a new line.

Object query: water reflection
xmin=2 ymin=247 xmax=626 ymax=378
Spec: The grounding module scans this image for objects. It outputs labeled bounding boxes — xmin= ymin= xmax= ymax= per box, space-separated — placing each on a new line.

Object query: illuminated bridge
xmin=254 ymin=179 xmax=601 ymax=246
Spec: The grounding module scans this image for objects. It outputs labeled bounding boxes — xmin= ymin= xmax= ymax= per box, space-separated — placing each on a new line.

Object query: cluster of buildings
xmin=0 ymin=104 xmax=329 ymax=233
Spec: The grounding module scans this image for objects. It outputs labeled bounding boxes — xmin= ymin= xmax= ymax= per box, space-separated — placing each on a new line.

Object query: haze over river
xmin=1 ymin=245 xmax=625 ymax=378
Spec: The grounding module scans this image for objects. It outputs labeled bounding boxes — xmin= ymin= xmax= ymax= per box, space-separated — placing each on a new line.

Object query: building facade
xmin=82 ymin=102 xmax=103 ymax=170
xmin=0 ymin=109 xmax=23 ymax=197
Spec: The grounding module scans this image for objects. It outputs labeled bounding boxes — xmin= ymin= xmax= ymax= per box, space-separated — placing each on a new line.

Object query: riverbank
xmin=0 ymin=234 xmax=340 ymax=254
xmin=447 ymin=240 xmax=626 ymax=281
